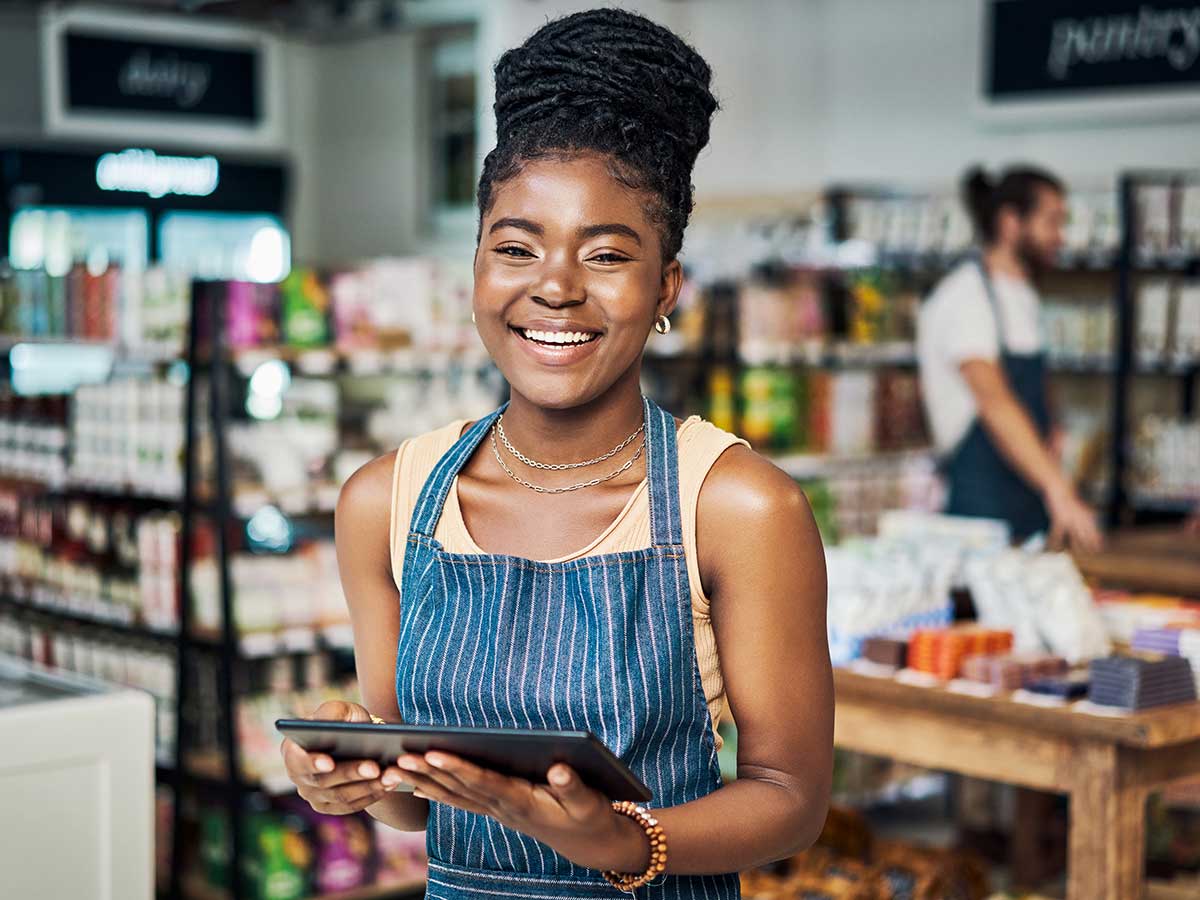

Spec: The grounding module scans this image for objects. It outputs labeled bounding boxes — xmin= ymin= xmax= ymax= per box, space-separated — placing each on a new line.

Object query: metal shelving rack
xmin=165 ymin=282 xmax=426 ymax=900
xmin=1108 ymin=170 xmax=1200 ymax=528
xmin=0 ymin=272 xmax=480 ymax=899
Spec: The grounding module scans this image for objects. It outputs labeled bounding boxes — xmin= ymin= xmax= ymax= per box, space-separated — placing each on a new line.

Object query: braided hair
xmin=477 ymin=8 xmax=719 ymax=261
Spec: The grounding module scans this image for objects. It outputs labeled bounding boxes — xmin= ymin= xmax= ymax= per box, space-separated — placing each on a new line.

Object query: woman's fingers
xmin=306 ymin=759 xmax=385 ymax=789
xmin=329 ymin=779 xmax=394 ymax=808
xmin=380 ymin=765 xmax=411 ymax=790
xmin=422 ymin=753 xmax=537 ymax=814
xmin=543 ymin=765 xmax=598 ymax=821
xmin=404 ymin=773 xmax=492 ymax=816
xmin=397 ymin=754 xmax=495 ymax=809
xmin=281 ymin=737 xmax=336 ymax=785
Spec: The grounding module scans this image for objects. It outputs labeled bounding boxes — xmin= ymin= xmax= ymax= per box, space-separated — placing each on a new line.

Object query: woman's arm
xmin=332 ymin=452 xmax=430 ymax=831
xmin=642 ymin=445 xmax=832 ymax=871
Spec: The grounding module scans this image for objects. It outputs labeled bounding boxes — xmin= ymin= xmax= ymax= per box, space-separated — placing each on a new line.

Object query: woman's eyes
xmin=491 ymin=246 xmax=630 ymax=264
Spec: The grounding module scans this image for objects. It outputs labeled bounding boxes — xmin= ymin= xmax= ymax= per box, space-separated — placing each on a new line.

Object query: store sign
xmin=987 ymin=1 xmax=1200 ymax=99
xmin=63 ymin=30 xmax=260 ymax=122
xmin=95 ymin=149 xmax=220 ymax=198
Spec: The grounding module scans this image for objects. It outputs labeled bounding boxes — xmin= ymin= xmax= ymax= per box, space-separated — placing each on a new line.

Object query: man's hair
xmin=961 ymin=165 xmax=1065 ymax=244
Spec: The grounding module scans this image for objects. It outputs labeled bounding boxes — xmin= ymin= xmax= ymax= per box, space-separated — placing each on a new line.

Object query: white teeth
xmin=521 ymin=328 xmax=596 ymax=345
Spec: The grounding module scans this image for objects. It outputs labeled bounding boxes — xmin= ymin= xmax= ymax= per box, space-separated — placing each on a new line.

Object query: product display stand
xmin=834 ymin=668 xmax=1200 ymax=899
xmin=160 ymin=283 xmax=427 ymax=900
xmin=1109 ymin=170 xmax=1200 ymax=527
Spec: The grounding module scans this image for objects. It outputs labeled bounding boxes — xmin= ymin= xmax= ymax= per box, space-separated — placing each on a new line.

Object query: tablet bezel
xmin=275 ymin=719 xmax=653 ymax=803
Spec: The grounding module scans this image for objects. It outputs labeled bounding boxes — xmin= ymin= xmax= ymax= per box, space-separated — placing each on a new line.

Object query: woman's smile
xmin=509 ymin=319 xmax=605 ymax=367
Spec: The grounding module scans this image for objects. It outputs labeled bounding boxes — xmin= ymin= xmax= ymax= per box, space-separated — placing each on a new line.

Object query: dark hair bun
xmin=961 ymin=165 xmax=995 ymax=235
xmin=493 ymin=9 xmax=717 ymax=169
xmin=960 ymin=163 xmax=1064 ymax=244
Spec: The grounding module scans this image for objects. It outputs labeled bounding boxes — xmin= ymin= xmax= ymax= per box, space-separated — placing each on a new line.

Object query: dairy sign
xmin=62 ymin=29 xmax=260 ymax=123
xmin=986 ymin=0 xmax=1200 ymax=101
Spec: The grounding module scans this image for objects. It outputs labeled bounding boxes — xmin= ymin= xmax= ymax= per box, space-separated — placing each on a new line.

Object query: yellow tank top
xmin=388 ymin=415 xmax=747 ymax=748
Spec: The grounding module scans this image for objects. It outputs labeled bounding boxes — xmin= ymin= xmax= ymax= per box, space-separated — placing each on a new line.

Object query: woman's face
xmin=473 ymin=154 xmax=681 ymax=410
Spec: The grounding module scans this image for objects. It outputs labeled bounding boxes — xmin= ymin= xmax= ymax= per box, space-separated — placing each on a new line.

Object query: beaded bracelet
xmin=601 ymin=801 xmax=668 ymax=893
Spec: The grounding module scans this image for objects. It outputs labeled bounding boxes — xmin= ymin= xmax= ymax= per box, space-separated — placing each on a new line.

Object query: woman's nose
xmin=530 ymin=258 xmax=585 ymax=307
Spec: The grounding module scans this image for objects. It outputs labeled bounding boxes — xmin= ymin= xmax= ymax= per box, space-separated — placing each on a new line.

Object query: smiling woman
xmin=280 ymin=8 xmax=832 ymax=900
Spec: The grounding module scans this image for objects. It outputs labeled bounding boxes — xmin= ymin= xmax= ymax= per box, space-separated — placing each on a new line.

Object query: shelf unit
xmin=0 ymin=281 xmax=423 ymax=899
xmin=1108 ymin=171 xmax=1200 ymax=528
xmin=819 ymin=178 xmax=1200 ymax=527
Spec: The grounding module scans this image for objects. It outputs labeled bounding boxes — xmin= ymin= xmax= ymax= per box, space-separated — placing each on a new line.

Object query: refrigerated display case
xmin=0 ymin=653 xmax=155 ymax=900
xmin=1 ymin=145 xmax=289 ymax=281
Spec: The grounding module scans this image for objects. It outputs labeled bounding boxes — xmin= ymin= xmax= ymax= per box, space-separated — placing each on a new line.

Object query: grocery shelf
xmin=0 ymin=474 xmax=188 ymax=509
xmin=0 ymin=473 xmax=343 ymax=522
xmin=645 ymin=346 xmax=919 ymax=369
xmin=0 ymin=594 xmax=180 ymax=644
xmin=189 ymin=624 xmax=355 ymax=659
xmin=770 ymin=448 xmax=933 ymax=481
xmin=1129 ymin=493 xmax=1199 ymax=514
xmin=224 ymin=345 xmax=492 ymax=379
xmin=1133 ymin=360 xmax=1200 ymax=377
xmin=1047 ymin=356 xmax=1115 ymax=374
xmin=182 ymin=752 xmax=296 ymax=796
xmin=0 ymin=335 xmax=182 ymax=365
xmin=1132 ymin=253 xmax=1200 ymax=275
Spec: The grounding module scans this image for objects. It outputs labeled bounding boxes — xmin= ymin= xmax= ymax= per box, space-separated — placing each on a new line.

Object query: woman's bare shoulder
xmin=337 ymin=450 xmax=399 ymax=538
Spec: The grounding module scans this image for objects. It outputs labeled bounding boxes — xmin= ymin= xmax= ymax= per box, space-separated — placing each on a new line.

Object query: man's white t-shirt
xmin=917 ymin=261 xmax=1044 ymax=454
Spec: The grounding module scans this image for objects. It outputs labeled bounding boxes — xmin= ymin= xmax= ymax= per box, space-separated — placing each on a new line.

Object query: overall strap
xmin=408 ymin=406 xmax=505 ymax=538
xmin=643 ymin=395 xmax=685 ymax=549
xmin=974 ymin=255 xmax=1009 ymax=351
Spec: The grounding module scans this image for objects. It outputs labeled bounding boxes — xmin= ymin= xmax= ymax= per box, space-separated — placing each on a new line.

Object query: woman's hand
xmin=281 ymin=700 xmax=411 ymax=816
xmin=396 ymin=752 xmax=650 ymax=873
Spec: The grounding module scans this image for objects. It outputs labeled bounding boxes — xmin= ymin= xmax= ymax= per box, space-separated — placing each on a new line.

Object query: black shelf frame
xmin=1108 ymin=170 xmax=1200 ymax=527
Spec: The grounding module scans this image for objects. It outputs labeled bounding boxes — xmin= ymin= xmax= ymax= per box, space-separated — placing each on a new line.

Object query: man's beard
xmin=1016 ymin=236 xmax=1055 ymax=280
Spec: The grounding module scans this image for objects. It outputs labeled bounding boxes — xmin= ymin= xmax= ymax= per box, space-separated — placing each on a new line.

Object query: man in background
xmin=917 ymin=165 xmax=1102 ymax=551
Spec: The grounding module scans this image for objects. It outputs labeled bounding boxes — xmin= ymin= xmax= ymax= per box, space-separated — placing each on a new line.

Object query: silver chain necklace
xmin=495 ymin=413 xmax=644 ymax=471
xmin=490 ymin=426 xmax=644 ymax=494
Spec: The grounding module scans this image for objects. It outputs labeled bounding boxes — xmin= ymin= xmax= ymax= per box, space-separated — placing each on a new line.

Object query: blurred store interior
xmin=0 ymin=1 xmax=1199 ymax=898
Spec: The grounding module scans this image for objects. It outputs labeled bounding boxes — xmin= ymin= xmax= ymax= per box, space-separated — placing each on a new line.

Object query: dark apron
xmin=942 ymin=259 xmax=1051 ymax=541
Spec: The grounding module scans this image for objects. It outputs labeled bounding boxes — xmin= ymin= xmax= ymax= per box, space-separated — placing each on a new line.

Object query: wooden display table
xmin=833 ymin=667 xmax=1200 ymax=900
xmin=1074 ymin=528 xmax=1200 ymax=598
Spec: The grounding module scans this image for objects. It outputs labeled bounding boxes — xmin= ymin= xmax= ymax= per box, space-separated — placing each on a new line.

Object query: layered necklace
xmin=490 ymin=413 xmax=645 ymax=494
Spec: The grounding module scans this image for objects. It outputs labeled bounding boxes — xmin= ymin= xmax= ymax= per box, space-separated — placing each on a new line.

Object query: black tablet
xmin=276 ymin=720 xmax=652 ymax=803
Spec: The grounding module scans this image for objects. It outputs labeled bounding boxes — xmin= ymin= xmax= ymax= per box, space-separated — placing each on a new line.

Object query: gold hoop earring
xmin=654 ymin=314 xmax=671 ymax=335
xmin=471 ymin=311 xmax=476 ymax=324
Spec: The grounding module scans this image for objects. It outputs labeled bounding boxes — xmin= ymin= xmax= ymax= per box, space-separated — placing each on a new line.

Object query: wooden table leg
xmin=1068 ymin=742 xmax=1146 ymax=900
xmin=1013 ymin=787 xmax=1059 ymax=889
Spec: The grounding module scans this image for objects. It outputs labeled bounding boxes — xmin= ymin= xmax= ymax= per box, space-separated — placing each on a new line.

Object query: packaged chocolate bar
xmin=862 ymin=637 xmax=908 ymax=669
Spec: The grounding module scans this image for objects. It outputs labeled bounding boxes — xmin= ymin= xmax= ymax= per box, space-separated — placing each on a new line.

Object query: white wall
xmin=0 ymin=10 xmax=43 ymax=141
xmin=475 ymin=0 xmax=828 ymax=204
xmin=295 ymin=31 xmax=424 ymax=264
xmin=822 ymin=0 xmax=1200 ymax=188
xmin=478 ymin=0 xmax=1200 ymax=199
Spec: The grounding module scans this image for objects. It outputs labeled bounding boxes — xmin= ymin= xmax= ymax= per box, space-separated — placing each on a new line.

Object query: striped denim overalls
xmin=396 ymin=397 xmax=741 ymax=899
